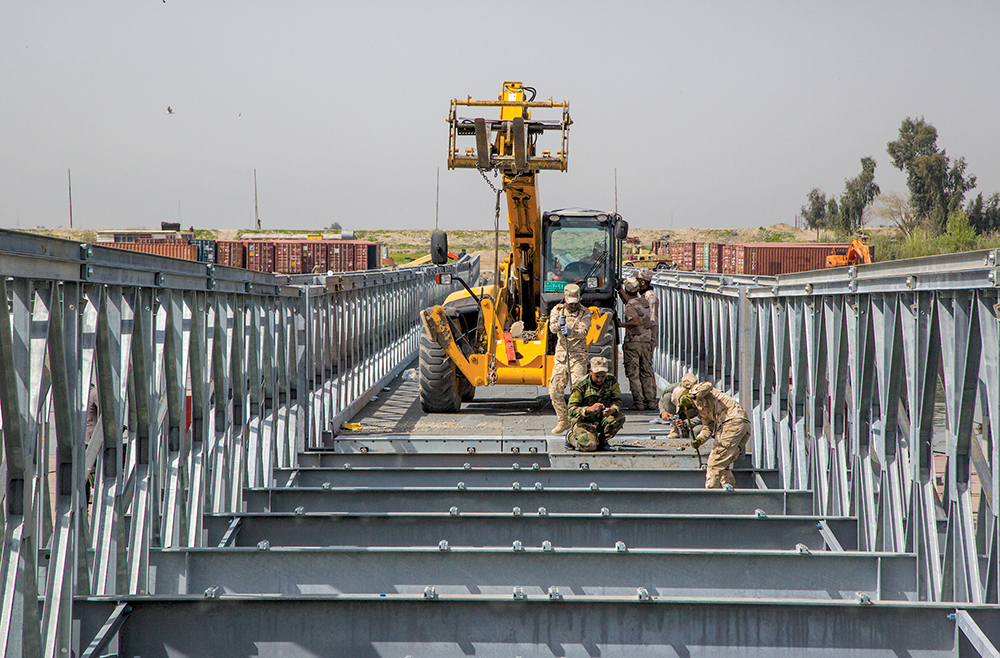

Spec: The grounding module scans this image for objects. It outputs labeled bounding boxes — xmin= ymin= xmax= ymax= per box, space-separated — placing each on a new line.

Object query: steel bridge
xmin=1 ymin=229 xmax=999 ymax=657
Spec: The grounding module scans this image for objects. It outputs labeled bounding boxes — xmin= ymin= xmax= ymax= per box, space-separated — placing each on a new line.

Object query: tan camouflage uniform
xmin=548 ymin=301 xmax=592 ymax=429
xmin=691 ymin=382 xmax=751 ymax=489
xmin=622 ymin=294 xmax=655 ymax=409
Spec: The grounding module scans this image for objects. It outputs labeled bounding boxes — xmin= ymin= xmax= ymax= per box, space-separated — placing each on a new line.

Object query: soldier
xmin=689 ymin=381 xmax=751 ymax=489
xmin=658 ymin=373 xmax=703 ymax=440
xmin=636 ymin=268 xmax=659 ymax=341
xmin=620 ymin=278 xmax=655 ymax=410
xmin=566 ymin=356 xmax=625 ymax=451
xmin=548 ymin=283 xmax=592 ymax=435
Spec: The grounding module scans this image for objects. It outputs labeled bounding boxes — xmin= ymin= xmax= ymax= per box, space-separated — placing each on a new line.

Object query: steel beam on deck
xmin=298 ymin=451 xmax=553 ymax=469
xmin=74 ymin=597 xmax=1000 ymax=658
xmin=147 ymin=546 xmax=916 ymax=600
xmin=243 ymin=487 xmax=813 ymax=515
xmin=203 ymin=513 xmax=857 ymax=550
xmin=276 ymin=466 xmax=777 ymax=489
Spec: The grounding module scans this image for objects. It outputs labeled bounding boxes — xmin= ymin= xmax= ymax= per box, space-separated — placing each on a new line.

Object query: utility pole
xmin=67 ymin=168 xmax=74 ymax=229
xmin=435 ymin=167 xmax=440 ymax=231
xmin=614 ymin=168 xmax=618 ymax=214
xmin=254 ymin=169 xmax=261 ymax=230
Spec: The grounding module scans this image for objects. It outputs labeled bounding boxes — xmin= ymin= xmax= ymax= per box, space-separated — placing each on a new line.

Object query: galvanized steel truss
xmin=647 ymin=250 xmax=1000 ymax=604
xmin=0 ymin=231 xmax=476 ymax=657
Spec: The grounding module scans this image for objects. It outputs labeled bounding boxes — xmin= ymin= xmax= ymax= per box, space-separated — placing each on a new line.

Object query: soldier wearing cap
xmin=635 ymin=268 xmax=659 ymax=337
xmin=659 ymin=373 xmax=703 ymax=440
xmin=689 ymin=381 xmax=750 ymax=488
xmin=548 ymin=283 xmax=592 ymax=435
xmin=566 ymin=356 xmax=625 ymax=451
xmin=620 ymin=277 xmax=655 ymax=410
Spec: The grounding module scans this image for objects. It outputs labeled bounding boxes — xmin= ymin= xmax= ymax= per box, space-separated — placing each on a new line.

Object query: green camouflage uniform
xmin=658 ymin=382 xmax=703 ymax=439
xmin=567 ymin=374 xmax=626 ymax=451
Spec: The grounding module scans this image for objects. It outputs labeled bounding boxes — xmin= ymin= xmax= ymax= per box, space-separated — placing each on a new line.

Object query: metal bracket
xmin=218 ymin=517 xmax=242 ymax=548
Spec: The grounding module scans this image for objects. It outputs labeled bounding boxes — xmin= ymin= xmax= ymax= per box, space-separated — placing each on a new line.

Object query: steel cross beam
xmin=243 ymin=486 xmax=813 ymax=515
xmin=297 ymin=450 xmax=554 ymax=468
xmin=202 ymin=512 xmax=857 ymax=551
xmin=73 ymin=597 xmax=1000 ymax=658
xmin=275 ymin=466 xmax=777 ymax=489
xmin=145 ymin=546 xmax=917 ymax=600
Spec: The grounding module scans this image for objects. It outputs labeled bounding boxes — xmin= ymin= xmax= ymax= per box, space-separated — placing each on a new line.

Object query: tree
xmin=328 ymin=221 xmax=342 ymax=230
xmin=871 ymin=190 xmax=920 ymax=237
xmin=966 ymin=192 xmax=1000 ymax=235
xmin=940 ymin=210 xmax=978 ymax=253
xmin=800 ymin=188 xmax=829 ymax=229
xmin=886 ymin=117 xmax=976 ymax=234
xmin=836 ymin=157 xmax=880 ymax=234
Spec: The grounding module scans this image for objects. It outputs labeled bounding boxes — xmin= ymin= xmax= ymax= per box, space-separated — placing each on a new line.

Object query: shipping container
xmin=708 ymin=243 xmax=723 ymax=273
xmin=190 ymin=239 xmax=217 ymax=264
xmin=244 ymin=240 xmax=275 ymax=272
xmin=668 ymin=242 xmax=697 ymax=271
xmin=312 ymin=241 xmax=329 ymax=272
xmin=275 ymin=241 xmax=304 ymax=274
xmin=720 ymin=243 xmax=849 ymax=276
xmin=216 ymin=240 xmax=245 ymax=268
xmin=96 ymin=242 xmax=198 ymax=261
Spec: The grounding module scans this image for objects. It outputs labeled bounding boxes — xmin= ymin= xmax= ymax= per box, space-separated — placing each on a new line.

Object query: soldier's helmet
xmin=691 ymin=381 xmax=714 ymax=398
xmin=563 ymin=283 xmax=581 ymax=303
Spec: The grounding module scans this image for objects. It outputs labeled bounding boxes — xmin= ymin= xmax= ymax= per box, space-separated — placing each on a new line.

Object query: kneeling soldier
xmin=659 ymin=373 xmax=703 ymax=440
xmin=689 ymin=381 xmax=751 ymax=488
xmin=566 ymin=356 xmax=626 ymax=452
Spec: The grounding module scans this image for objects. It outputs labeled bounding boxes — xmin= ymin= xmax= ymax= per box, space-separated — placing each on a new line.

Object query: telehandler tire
xmin=419 ymin=335 xmax=463 ymax=413
xmin=459 ymin=371 xmax=476 ymax=402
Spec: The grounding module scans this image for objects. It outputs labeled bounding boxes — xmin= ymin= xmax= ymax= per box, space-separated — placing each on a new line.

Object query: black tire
xmin=419 ymin=334 xmax=462 ymax=413
xmin=459 ymin=371 xmax=476 ymax=402
xmin=655 ymin=263 xmax=668 ymax=270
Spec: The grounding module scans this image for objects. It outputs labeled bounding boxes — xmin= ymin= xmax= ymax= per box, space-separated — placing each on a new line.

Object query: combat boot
xmin=551 ymin=419 xmax=570 ymax=435
xmin=666 ymin=429 xmax=681 ymax=440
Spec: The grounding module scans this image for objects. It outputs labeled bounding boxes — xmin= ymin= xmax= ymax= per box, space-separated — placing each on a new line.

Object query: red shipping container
xmin=312 ymin=241 xmax=328 ymax=272
xmin=216 ymin=240 xmax=245 ymax=268
xmin=720 ymin=243 xmax=847 ymax=276
xmin=354 ymin=241 xmax=369 ymax=271
xmin=708 ymin=243 xmax=723 ymax=273
xmin=275 ymin=241 xmax=304 ymax=274
xmin=96 ymin=242 xmax=199 ymax=260
xmin=244 ymin=240 xmax=275 ymax=272
xmin=668 ymin=242 xmax=697 ymax=271
xmin=301 ymin=241 xmax=319 ymax=273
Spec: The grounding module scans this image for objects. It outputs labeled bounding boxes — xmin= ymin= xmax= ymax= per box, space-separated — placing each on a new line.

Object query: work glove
xmin=558 ymin=315 xmax=566 ymax=327
xmin=692 ymin=428 xmax=711 ymax=449
xmin=560 ymin=325 xmax=572 ymax=336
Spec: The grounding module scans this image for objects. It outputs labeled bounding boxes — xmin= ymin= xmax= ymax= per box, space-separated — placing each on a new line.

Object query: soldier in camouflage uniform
xmin=690 ymin=381 xmax=751 ymax=488
xmin=620 ymin=278 xmax=655 ymax=409
xmin=658 ymin=373 xmax=702 ymax=440
xmin=566 ymin=356 xmax=626 ymax=451
xmin=548 ymin=283 xmax=592 ymax=435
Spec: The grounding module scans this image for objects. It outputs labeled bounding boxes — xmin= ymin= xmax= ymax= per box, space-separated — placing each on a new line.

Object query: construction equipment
xmin=419 ymin=82 xmax=628 ymax=412
xmin=824 ymin=238 xmax=872 ymax=268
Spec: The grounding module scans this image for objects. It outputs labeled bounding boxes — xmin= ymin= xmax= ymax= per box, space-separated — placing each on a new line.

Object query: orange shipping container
xmin=275 ymin=241 xmax=304 ymax=274
xmin=96 ymin=242 xmax=198 ymax=261
xmin=216 ymin=240 xmax=245 ymax=268
xmin=244 ymin=241 xmax=275 ymax=272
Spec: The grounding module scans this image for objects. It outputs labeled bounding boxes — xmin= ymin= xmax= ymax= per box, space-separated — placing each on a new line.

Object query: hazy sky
xmin=2 ymin=2 xmax=998 ymax=232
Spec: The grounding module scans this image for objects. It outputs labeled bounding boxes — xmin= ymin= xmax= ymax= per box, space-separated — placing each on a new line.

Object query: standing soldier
xmin=548 ymin=283 xmax=591 ymax=435
xmin=689 ymin=381 xmax=751 ymax=488
xmin=566 ymin=356 xmax=625 ymax=451
xmin=620 ymin=278 xmax=654 ymax=410
xmin=636 ymin=268 xmax=659 ymax=344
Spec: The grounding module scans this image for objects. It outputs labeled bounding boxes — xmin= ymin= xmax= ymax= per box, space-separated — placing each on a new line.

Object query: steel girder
xmin=647 ymin=251 xmax=1000 ymax=603
xmin=201 ymin=512 xmax=857 ymax=550
xmin=276 ymin=466 xmax=772 ymax=489
xmin=145 ymin=546 xmax=917 ymax=600
xmin=72 ymin=597 xmax=1000 ymax=658
xmin=242 ymin=486 xmax=813 ymax=515
xmin=0 ymin=230 xmax=478 ymax=656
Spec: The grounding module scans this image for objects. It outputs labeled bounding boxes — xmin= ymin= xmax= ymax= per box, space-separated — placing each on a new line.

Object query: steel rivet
xmin=538 ymin=507 xmax=547 ymax=516
xmin=512 ymin=506 xmax=522 ymax=516
xmin=257 ymin=540 xmax=270 ymax=550
xmin=343 ymin=463 xmax=351 ymax=469
xmin=542 ymin=540 xmax=553 ymax=552
xmin=513 ymin=586 xmax=526 ymax=600
xmin=531 ymin=463 xmax=540 ymax=470
xmin=512 ymin=482 xmax=521 ymax=490
xmin=457 ymin=482 xmax=466 ymax=490
xmin=615 ymin=541 xmax=627 ymax=552
xmin=512 ymin=463 xmax=521 ymax=470
xmin=601 ymin=507 xmax=610 ymax=517
xmin=321 ymin=482 xmax=331 ymax=489
xmin=438 ymin=540 xmax=450 ymax=551
xmin=449 ymin=506 xmax=459 ymax=516
xmin=579 ymin=463 xmax=590 ymax=470
xmin=463 ymin=463 xmax=471 ymax=470
xmin=512 ymin=540 xmax=523 ymax=551
xmin=294 ymin=506 xmax=305 ymax=515
xmin=534 ymin=482 xmax=543 ymax=490
xmin=548 ymin=586 xmax=563 ymax=600
xmin=590 ymin=482 xmax=598 ymax=491
xmin=423 ymin=585 xmax=438 ymax=599
xmin=637 ymin=587 xmax=651 ymax=601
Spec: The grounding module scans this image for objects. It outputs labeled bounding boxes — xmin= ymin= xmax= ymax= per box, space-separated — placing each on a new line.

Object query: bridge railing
xmin=0 ymin=229 xmax=476 ymax=656
xmin=646 ymin=249 xmax=1000 ymax=604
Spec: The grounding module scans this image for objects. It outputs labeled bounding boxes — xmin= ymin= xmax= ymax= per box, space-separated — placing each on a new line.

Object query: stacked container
xmin=668 ymin=242 xmax=697 ymax=270
xmin=244 ymin=240 xmax=275 ymax=272
xmin=96 ymin=242 xmax=198 ymax=261
xmin=216 ymin=240 xmax=245 ymax=268
xmin=190 ymin=239 xmax=217 ymax=264
xmin=275 ymin=241 xmax=304 ymax=274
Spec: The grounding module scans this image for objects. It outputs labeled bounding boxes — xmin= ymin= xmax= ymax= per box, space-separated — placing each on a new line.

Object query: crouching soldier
xmin=689 ymin=381 xmax=751 ymax=489
xmin=658 ymin=373 xmax=703 ymax=440
xmin=566 ymin=356 xmax=626 ymax=451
